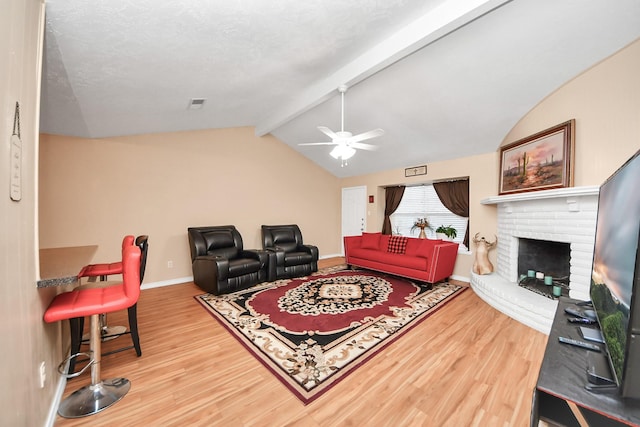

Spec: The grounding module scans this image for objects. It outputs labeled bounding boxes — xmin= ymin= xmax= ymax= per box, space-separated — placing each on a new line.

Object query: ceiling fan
xmin=299 ymin=85 xmax=384 ymax=166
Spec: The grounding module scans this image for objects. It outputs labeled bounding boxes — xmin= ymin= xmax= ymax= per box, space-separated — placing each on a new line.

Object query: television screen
xmin=590 ymin=149 xmax=640 ymax=386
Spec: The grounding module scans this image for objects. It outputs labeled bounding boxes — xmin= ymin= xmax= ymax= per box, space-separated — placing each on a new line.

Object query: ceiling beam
xmin=255 ymin=0 xmax=512 ymax=137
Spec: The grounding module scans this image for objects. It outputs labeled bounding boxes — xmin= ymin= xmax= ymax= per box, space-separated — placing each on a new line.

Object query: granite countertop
xmin=38 ymin=245 xmax=98 ymax=288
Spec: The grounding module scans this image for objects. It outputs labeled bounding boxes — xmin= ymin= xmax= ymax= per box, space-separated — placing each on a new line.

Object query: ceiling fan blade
xmin=298 ymin=142 xmax=337 ymax=146
xmin=348 ymin=128 xmax=384 ymax=143
xmin=317 ymin=126 xmax=338 ymax=140
xmin=350 ymin=141 xmax=378 ymax=151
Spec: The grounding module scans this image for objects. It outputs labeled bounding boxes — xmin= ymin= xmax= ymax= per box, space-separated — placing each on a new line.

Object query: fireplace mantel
xmin=481 ymin=186 xmax=599 ymax=205
xmin=471 ymin=185 xmax=600 ymax=334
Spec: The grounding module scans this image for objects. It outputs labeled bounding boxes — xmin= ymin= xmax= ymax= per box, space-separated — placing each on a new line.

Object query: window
xmin=390 ymin=184 xmax=468 ymax=249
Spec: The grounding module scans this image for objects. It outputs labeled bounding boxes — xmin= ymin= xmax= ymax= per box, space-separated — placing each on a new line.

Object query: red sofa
xmin=344 ymin=232 xmax=459 ymax=284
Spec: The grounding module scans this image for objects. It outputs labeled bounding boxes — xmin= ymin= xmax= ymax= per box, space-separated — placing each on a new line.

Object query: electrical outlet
xmin=39 ymin=361 xmax=46 ymax=388
xmin=167 ymin=260 xmax=173 ymax=268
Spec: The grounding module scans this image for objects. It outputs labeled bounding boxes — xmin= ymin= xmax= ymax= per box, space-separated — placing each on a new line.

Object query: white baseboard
xmin=451 ymin=274 xmax=470 ymax=283
xmin=45 ymin=358 xmax=69 ymax=427
xmin=141 ymin=276 xmax=193 ymax=290
xmin=320 ymin=253 xmax=343 ymax=260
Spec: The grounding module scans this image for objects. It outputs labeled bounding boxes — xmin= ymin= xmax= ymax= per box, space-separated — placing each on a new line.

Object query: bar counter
xmin=38 ymin=245 xmax=98 ymax=288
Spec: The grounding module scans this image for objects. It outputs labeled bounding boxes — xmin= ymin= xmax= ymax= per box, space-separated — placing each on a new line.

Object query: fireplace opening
xmin=517 ymin=238 xmax=571 ymax=298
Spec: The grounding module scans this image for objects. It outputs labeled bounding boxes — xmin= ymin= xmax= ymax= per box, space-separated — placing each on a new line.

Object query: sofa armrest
xmin=427 ymin=242 xmax=459 ymax=283
xmin=343 ymin=235 xmax=362 ymax=260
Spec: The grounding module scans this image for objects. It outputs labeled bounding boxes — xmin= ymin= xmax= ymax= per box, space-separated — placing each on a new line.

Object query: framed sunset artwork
xmin=499 ymin=119 xmax=575 ymax=195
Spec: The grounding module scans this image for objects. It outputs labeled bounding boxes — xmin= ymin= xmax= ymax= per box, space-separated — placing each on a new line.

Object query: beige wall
xmin=503 ymin=38 xmax=640 ymax=185
xmin=39 ymin=128 xmax=342 ymax=285
xmin=0 ymin=1 xmax=56 ymax=426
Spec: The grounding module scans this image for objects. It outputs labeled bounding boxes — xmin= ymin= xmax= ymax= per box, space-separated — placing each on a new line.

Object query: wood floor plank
xmin=54 ymin=258 xmax=547 ymax=426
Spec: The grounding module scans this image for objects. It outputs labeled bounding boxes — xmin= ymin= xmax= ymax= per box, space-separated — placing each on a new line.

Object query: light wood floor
xmin=54 ymin=258 xmax=548 ymax=426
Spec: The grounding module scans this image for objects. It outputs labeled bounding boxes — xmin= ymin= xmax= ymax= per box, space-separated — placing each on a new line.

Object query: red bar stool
xmin=77 ymin=235 xmax=135 ymax=339
xmin=69 ymin=235 xmax=149 ymax=375
xmin=44 ymin=244 xmax=141 ymax=418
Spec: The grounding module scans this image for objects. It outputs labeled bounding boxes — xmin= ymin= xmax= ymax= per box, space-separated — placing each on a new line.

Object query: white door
xmin=341 ymin=186 xmax=367 ymax=254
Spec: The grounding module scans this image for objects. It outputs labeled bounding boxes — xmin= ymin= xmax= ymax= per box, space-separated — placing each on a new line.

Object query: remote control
xmin=564 ymin=307 xmax=597 ymax=320
xmin=568 ymin=317 xmax=596 ymax=324
xmin=558 ymin=336 xmax=601 ymax=352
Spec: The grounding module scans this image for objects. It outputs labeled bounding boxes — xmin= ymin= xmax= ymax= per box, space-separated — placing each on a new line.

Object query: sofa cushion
xmin=385 ymin=253 xmax=428 ymax=270
xmin=405 ymin=238 xmax=423 ymax=256
xmin=387 ymin=235 xmax=408 ymax=254
xmin=361 ymin=232 xmax=382 ymax=250
xmin=351 ymin=248 xmax=427 ymax=270
xmin=405 ymin=238 xmax=443 ymax=258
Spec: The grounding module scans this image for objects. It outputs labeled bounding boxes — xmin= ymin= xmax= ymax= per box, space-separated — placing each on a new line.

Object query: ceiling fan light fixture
xmin=298 ymin=84 xmax=382 ymax=167
xmin=330 ymin=145 xmax=356 ymax=160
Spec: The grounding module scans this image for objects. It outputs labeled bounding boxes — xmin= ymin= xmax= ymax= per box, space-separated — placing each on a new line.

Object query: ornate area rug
xmin=195 ymin=266 xmax=466 ymax=404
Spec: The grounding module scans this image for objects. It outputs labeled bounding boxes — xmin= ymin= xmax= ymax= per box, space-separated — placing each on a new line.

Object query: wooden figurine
xmin=473 ymin=233 xmax=497 ymax=275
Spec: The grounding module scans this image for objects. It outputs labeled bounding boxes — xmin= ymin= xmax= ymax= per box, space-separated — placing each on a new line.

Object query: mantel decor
xmin=499 ymin=119 xmax=575 ymax=195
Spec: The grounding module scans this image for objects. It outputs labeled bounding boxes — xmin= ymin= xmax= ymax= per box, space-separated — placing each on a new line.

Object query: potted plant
xmin=411 ymin=217 xmax=431 ymax=239
xmin=436 ymin=225 xmax=457 ymax=241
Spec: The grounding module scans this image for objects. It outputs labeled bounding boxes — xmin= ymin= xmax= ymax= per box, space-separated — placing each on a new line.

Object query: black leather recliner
xmin=261 ymin=224 xmax=319 ymax=279
xmin=188 ymin=225 xmax=273 ymax=294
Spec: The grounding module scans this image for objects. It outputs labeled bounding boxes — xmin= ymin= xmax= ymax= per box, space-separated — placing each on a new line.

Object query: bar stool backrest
xmin=135 ymin=235 xmax=149 ymax=283
xmin=122 ymin=245 xmax=141 ymax=304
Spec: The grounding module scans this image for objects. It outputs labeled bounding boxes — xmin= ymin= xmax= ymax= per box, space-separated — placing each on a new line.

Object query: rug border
xmin=194 ymin=276 xmax=467 ymax=405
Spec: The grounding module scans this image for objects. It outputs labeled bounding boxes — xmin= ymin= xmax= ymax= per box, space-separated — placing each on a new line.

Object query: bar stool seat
xmin=44 ymin=244 xmax=141 ymax=418
xmin=78 ymin=261 xmax=123 ymax=278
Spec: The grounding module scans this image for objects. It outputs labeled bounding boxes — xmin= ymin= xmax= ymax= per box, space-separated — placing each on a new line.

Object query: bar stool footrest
xmin=58 ymin=351 xmax=94 ymax=379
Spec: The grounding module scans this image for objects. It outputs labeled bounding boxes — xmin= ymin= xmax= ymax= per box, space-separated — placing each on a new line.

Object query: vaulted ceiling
xmin=41 ymin=0 xmax=640 ymax=177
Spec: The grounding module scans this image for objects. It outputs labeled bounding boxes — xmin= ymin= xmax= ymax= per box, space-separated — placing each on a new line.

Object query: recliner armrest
xmin=300 ymin=244 xmax=319 ymax=260
xmin=264 ymin=247 xmax=286 ymax=264
xmin=192 ymin=255 xmax=230 ymax=294
xmin=239 ymin=249 xmax=269 ymax=264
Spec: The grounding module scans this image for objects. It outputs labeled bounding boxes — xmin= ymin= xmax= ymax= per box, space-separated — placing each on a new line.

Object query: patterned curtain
xmin=382 ymin=186 xmax=405 ymax=235
xmin=433 ymin=179 xmax=470 ymax=247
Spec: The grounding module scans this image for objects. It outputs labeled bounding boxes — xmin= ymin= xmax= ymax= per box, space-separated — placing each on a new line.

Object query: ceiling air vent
xmin=187 ymin=98 xmax=206 ymax=110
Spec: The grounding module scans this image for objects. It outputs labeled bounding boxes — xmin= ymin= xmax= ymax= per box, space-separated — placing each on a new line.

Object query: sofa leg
xmin=420 ymin=281 xmax=433 ymax=290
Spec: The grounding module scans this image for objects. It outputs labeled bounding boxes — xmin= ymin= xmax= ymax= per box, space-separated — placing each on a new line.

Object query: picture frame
xmin=405 ymin=165 xmax=427 ymax=177
xmin=499 ymin=119 xmax=575 ymax=195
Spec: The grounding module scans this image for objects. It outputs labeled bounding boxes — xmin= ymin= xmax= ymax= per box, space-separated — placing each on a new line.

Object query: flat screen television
xmin=590 ymin=148 xmax=640 ymax=399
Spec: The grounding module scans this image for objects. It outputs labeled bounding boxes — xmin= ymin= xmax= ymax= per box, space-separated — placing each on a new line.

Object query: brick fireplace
xmin=471 ymin=186 xmax=599 ymax=334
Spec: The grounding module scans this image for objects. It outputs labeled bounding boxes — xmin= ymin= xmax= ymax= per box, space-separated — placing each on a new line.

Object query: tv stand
xmin=531 ymin=297 xmax=640 ymax=426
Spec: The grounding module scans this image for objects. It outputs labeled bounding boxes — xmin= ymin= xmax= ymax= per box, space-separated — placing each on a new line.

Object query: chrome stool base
xmin=59 ymin=313 xmax=131 ymax=418
xmin=58 ymin=378 xmax=130 ymax=418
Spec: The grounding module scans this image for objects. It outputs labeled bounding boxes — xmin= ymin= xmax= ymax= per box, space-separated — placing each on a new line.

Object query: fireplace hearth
xmin=472 ymin=186 xmax=599 ymax=334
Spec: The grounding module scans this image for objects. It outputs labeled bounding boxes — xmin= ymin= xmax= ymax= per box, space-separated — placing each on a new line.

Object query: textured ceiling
xmin=41 ymin=0 xmax=640 ymax=178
